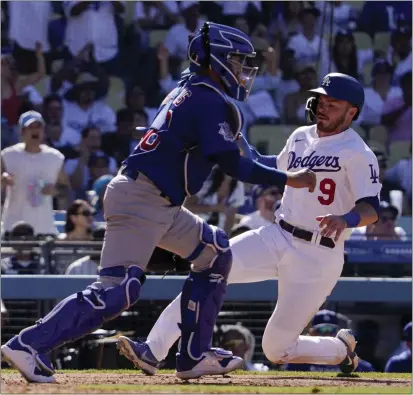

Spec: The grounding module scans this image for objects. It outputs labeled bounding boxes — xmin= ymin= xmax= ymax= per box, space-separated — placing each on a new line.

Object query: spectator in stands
xmin=371 ymin=147 xmax=403 ymax=207
xmin=385 ymin=322 xmax=412 ymax=373
xmin=65 ymin=127 xmax=117 ymax=198
xmin=358 ymin=1 xmax=412 ymax=37
xmin=351 ymin=202 xmax=407 ymax=241
xmin=102 ymin=109 xmax=136 ymax=166
xmin=43 ymin=94 xmax=78 ymax=160
xmin=315 ymin=2 xmax=356 ymax=33
xmin=244 ymin=36 xmax=281 ymax=125
xmin=1 ymin=111 xmax=69 ymax=236
xmin=274 ymin=49 xmax=300 ymax=118
xmin=134 ymin=1 xmax=179 ymax=31
xmin=358 ymin=60 xmax=402 ymax=127
xmin=1 ymin=45 xmax=45 ymax=126
xmin=388 ymin=25 xmax=412 ymax=85
xmin=164 ymin=2 xmax=205 ymax=62
xmin=125 ymin=84 xmax=158 ymax=126
xmin=329 ymin=30 xmax=373 ymax=82
xmin=1 ymin=222 xmax=45 ymax=275
xmin=284 ymin=63 xmax=317 ymax=125
xmin=285 ymin=310 xmax=375 ymax=372
xmin=385 ymin=144 xmax=412 ymax=215
xmin=185 ymin=166 xmax=245 ymax=234
xmin=58 ymin=199 xmax=94 ymax=241
xmin=8 ymin=1 xmax=52 ymax=74
xmin=63 ymin=1 xmax=125 ymax=75
xmin=62 ymin=71 xmax=115 ymax=146
xmin=287 ymin=7 xmax=328 ymax=75
xmin=90 ymin=174 xmax=114 ymax=222
xmin=270 ymin=1 xmax=304 ymax=45
xmin=218 ymin=323 xmax=269 ymax=372
xmin=235 ymin=185 xmax=282 ymax=234
xmin=381 ymin=71 xmax=412 ymax=143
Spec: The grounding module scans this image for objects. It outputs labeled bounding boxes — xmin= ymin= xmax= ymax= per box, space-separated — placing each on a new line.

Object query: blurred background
xmin=0 ymin=0 xmax=411 ymax=374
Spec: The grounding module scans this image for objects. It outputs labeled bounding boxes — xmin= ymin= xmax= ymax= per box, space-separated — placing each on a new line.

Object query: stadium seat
xmin=367 ymin=140 xmax=386 ymax=154
xmin=388 ymin=141 xmax=411 ymax=167
xmin=106 ymin=77 xmax=125 ymax=112
xmin=352 ymin=125 xmax=367 ymax=140
xmin=353 ymin=32 xmax=372 ymax=51
xmin=149 ymin=29 xmax=169 ymax=48
xmin=345 ymin=1 xmax=365 ymax=11
xmin=374 ymin=32 xmax=391 ymax=53
xmin=248 ymin=125 xmax=295 ymax=155
xmin=369 ymin=125 xmax=389 ymax=147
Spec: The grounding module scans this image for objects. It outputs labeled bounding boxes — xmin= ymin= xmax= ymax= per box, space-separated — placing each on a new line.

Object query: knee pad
xmin=185 ymin=221 xmax=230 ymax=262
xmin=20 ymin=266 xmax=144 ymax=355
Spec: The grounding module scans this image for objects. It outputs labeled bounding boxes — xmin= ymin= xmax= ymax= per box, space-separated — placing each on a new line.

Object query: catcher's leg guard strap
xmin=179 ymin=249 xmax=232 ymax=360
xmin=19 ymin=266 xmax=144 ymax=355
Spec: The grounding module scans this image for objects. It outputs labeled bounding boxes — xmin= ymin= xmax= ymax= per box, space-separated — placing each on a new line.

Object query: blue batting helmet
xmin=305 ymin=73 xmax=365 ymax=123
xmin=187 ymin=22 xmax=258 ymax=102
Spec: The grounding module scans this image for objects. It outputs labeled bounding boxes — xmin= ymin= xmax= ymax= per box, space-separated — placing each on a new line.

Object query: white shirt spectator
xmin=315 ymin=2 xmax=354 ymax=32
xmin=358 ymin=86 xmax=402 ymax=125
xmin=196 ymin=179 xmax=245 ymax=229
xmin=330 ymin=49 xmax=374 ymax=81
xmin=1 ymin=143 xmax=64 ymax=234
xmin=8 ymin=1 xmax=51 ymax=52
xmin=385 ymin=158 xmax=412 ymax=200
xmin=218 ymin=1 xmax=262 ymax=15
xmin=238 ymin=210 xmax=273 ymax=230
xmin=164 ymin=18 xmax=205 ymax=60
xmin=64 ymin=155 xmax=118 ymax=191
xmin=61 ymin=100 xmax=116 ymax=146
xmin=387 ymin=50 xmax=413 ymax=85
xmin=246 ymin=90 xmax=281 ymax=121
xmin=287 ymin=33 xmax=329 ymax=76
xmin=65 ymin=255 xmax=99 ymax=275
xmin=135 ymin=1 xmax=179 ymax=25
xmin=63 ymin=1 xmax=124 ymax=63
xmin=351 ymin=225 xmax=407 ymax=241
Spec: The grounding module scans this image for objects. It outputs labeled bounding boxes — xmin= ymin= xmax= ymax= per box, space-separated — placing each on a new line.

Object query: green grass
xmin=77 ymin=384 xmax=412 ymax=394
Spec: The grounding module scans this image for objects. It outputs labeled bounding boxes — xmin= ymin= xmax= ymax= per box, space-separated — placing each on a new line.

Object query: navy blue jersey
xmin=123 ymin=74 xmax=242 ymax=206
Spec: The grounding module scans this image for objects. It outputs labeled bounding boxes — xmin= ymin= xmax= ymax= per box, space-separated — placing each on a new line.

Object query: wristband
xmin=342 ymin=211 xmax=361 ymax=228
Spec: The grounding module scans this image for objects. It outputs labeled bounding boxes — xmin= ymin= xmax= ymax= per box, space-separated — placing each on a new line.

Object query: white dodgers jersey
xmin=275 ymin=125 xmax=382 ymax=244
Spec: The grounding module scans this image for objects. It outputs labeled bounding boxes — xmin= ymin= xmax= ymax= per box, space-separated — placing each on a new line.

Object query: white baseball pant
xmin=146 ymin=223 xmax=348 ymax=365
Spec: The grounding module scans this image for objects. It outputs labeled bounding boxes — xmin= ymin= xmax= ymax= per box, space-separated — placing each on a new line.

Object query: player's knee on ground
xmin=262 ymin=327 xmax=298 ymax=364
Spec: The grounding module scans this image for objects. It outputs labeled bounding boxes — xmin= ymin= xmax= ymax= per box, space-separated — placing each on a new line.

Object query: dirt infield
xmin=1 ymin=371 xmax=412 ymax=394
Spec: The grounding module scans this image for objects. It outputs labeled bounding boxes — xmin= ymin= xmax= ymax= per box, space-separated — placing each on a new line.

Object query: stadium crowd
xmin=0 ymin=0 xmax=412 ymax=373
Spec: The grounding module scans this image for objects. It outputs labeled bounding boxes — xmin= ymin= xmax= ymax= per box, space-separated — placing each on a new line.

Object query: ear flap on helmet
xmin=305 ymin=96 xmax=319 ymax=124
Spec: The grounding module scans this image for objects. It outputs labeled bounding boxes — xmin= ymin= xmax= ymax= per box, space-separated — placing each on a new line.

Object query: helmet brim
xmin=309 ymin=87 xmax=328 ymax=96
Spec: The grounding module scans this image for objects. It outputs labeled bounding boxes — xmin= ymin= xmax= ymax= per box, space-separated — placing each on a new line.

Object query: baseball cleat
xmin=1 ymin=335 xmax=55 ymax=383
xmin=117 ymin=336 xmax=159 ymax=375
xmin=336 ymin=329 xmax=359 ymax=374
xmin=176 ymin=348 xmax=244 ymax=380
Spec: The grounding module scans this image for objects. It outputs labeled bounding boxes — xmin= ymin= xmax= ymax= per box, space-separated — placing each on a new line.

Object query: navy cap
xmin=18 ymin=111 xmax=45 ymax=129
xmin=310 ymin=73 xmax=365 ymax=111
xmin=312 ymin=310 xmax=339 ymax=328
xmin=403 ymin=322 xmax=412 ymax=342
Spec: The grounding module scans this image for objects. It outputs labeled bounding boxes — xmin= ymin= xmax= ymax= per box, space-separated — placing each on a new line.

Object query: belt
xmin=120 ymin=166 xmax=172 ymax=203
xmin=279 ymin=219 xmax=335 ymax=249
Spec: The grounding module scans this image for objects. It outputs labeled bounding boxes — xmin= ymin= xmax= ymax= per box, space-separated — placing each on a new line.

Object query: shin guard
xmin=19 ymin=266 xmax=144 ymax=355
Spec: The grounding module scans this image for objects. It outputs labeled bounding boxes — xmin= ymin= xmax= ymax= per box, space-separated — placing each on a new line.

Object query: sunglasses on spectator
xmin=77 ymin=210 xmax=93 ymax=217
xmin=313 ymin=325 xmax=339 ymax=336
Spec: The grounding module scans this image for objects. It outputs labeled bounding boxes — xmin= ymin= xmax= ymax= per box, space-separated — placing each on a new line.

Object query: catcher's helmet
xmin=305 ymin=73 xmax=365 ymax=124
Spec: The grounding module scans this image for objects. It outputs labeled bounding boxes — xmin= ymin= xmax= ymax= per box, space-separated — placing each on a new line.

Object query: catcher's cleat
xmin=1 ymin=335 xmax=55 ymax=383
xmin=117 ymin=336 xmax=159 ymax=375
xmin=176 ymin=348 xmax=244 ymax=380
xmin=336 ymin=329 xmax=359 ymax=374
